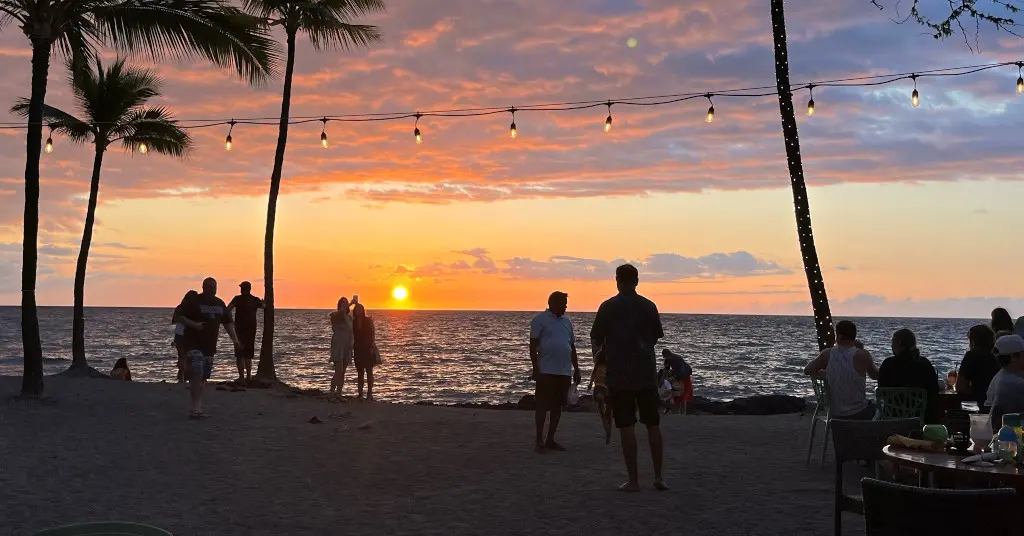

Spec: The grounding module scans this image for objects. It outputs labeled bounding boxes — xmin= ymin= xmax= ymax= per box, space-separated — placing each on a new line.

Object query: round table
xmin=883 ymin=445 xmax=1024 ymax=489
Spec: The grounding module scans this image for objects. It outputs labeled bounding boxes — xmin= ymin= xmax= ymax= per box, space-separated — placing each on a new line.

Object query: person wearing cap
xmin=228 ymin=281 xmax=264 ymax=383
xmin=986 ymin=334 xmax=1024 ymax=433
xmin=529 ymin=291 xmax=580 ymax=453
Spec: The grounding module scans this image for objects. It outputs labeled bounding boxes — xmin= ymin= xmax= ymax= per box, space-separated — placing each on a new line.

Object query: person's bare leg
xmin=366 ymin=369 xmax=374 ymax=401
xmin=598 ymin=400 xmax=612 ymax=445
xmin=189 ymin=366 xmax=204 ymax=415
xmin=648 ymin=425 xmax=668 ymax=490
xmin=244 ymin=358 xmax=252 ymax=382
xmin=545 ymin=404 xmax=565 ymax=450
xmin=330 ymin=363 xmax=339 ymax=394
xmin=338 ymin=362 xmax=347 ymax=395
xmin=236 ymin=356 xmax=245 ymax=382
xmin=618 ymin=425 xmax=640 ymax=491
xmin=357 ymin=367 xmax=365 ymax=400
xmin=535 ymin=408 xmax=546 ymax=452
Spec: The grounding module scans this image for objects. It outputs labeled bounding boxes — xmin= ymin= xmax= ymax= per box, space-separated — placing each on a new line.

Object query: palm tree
xmin=0 ymin=0 xmax=277 ymax=396
xmin=769 ymin=0 xmax=835 ymax=350
xmin=241 ymin=0 xmax=383 ymax=382
xmin=14 ymin=58 xmax=192 ymax=377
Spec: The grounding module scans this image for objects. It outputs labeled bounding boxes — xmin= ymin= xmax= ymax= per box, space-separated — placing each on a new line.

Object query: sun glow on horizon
xmin=392 ymin=285 xmax=409 ymax=301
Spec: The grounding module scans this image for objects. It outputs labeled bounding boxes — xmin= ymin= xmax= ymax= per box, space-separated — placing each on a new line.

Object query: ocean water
xmin=0 ymin=306 xmax=982 ymax=404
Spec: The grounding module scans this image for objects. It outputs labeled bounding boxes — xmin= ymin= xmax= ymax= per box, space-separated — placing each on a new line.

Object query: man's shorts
xmin=608 ymin=388 xmax=661 ymax=428
xmin=535 ymin=374 xmax=571 ymax=411
xmin=187 ymin=350 xmax=214 ymax=381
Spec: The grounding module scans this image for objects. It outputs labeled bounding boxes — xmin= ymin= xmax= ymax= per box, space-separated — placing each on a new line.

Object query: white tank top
xmin=826 ymin=346 xmax=868 ymax=417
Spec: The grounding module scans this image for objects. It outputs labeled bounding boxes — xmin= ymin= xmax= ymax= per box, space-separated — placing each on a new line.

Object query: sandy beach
xmin=1 ymin=376 xmax=863 ymax=536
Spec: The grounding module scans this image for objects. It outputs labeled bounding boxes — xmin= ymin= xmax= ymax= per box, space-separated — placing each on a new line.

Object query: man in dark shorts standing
xmin=228 ymin=281 xmax=263 ymax=382
xmin=182 ymin=277 xmax=240 ymax=418
xmin=590 ymin=264 xmax=668 ymax=492
xmin=529 ymin=291 xmax=581 ymax=453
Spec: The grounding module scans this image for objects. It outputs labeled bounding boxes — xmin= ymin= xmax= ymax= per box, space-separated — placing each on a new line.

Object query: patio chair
xmin=33 ymin=522 xmax=172 ymax=536
xmin=861 ymin=478 xmax=1016 ymax=536
xmin=829 ymin=418 xmax=920 ymax=536
xmin=875 ymin=387 xmax=927 ymax=421
xmin=806 ymin=376 xmax=832 ymax=465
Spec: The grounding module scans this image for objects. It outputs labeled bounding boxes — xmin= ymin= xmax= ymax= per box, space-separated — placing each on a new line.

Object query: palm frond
xmin=298 ymin=0 xmax=384 ymax=50
xmin=90 ymin=0 xmax=280 ymax=86
xmin=115 ymin=107 xmax=193 ymax=158
xmin=10 ymin=98 xmax=94 ymax=145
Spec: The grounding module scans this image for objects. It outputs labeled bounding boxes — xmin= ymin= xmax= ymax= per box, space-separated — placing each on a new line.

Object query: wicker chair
xmin=829 ymin=418 xmax=920 ymax=536
xmin=862 ymin=478 xmax=1016 ymax=535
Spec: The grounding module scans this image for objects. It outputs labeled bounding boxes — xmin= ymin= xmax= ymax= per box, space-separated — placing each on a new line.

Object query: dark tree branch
xmin=870 ymin=0 xmax=1024 ymax=46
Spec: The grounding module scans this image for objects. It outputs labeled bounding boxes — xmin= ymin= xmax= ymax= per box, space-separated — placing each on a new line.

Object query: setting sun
xmin=392 ymin=286 xmax=409 ymax=301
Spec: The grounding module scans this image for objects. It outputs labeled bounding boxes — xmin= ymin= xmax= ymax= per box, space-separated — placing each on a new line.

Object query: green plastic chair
xmin=874 ymin=387 xmax=928 ymax=421
xmin=33 ymin=522 xmax=172 ymax=536
xmin=806 ymin=376 xmax=833 ymax=466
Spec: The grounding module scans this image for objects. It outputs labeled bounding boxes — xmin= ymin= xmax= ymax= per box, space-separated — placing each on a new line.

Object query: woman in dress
xmin=329 ymin=297 xmax=353 ymax=397
xmin=352 ymin=303 xmax=377 ymax=401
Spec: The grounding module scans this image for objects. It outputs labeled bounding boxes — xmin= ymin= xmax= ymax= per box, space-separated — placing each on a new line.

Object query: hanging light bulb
xmin=225 ymin=120 xmax=235 ymax=151
xmin=44 ymin=136 xmax=53 ymax=154
xmin=704 ymin=94 xmax=715 ymax=123
xmin=320 ymin=118 xmax=328 ymax=148
xmin=1017 ymin=64 xmax=1023 ymax=95
xmin=910 ymin=74 xmax=920 ymax=107
xmin=414 ymin=113 xmax=423 ymax=144
xmin=604 ymin=101 xmax=613 ymax=133
xmin=509 ymin=107 xmax=518 ymax=139
xmin=138 ymin=142 xmax=148 ymax=154
xmin=806 ymin=85 xmax=815 ymax=117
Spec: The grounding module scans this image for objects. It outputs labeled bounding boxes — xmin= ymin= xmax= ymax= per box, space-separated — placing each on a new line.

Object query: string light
xmin=704 ymin=94 xmax=715 ymax=123
xmin=225 ymin=120 xmax=235 ymax=151
xmin=44 ymin=126 xmax=53 ymax=154
xmin=509 ymin=107 xmax=517 ymax=139
xmin=414 ymin=113 xmax=422 ymax=144
xmin=911 ymin=74 xmax=920 ymax=107
xmin=1017 ymin=63 xmax=1023 ymax=95
xmin=806 ymin=85 xmax=815 ymax=116
xmin=320 ymin=118 xmax=328 ymax=148
xmin=138 ymin=142 xmax=148 ymax=154
xmin=604 ymin=101 xmax=613 ymax=132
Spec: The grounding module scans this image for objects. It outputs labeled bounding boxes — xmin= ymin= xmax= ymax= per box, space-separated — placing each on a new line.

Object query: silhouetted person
xmin=110 ymin=358 xmax=131 ymax=381
xmin=956 ymin=324 xmax=1000 ymax=410
xmin=590 ymin=264 xmax=667 ymax=492
xmin=329 ymin=297 xmax=353 ymax=396
xmin=228 ymin=281 xmax=263 ymax=382
xmin=804 ymin=320 xmax=879 ymax=420
xmin=987 ymin=335 xmax=1024 ymax=432
xmin=879 ymin=328 xmax=940 ymax=423
xmin=181 ymin=277 xmax=240 ymax=418
xmin=352 ymin=303 xmax=377 ymax=401
xmin=529 ymin=291 xmax=580 ymax=453
xmin=992 ymin=307 xmax=1014 ymax=336
xmin=172 ymin=290 xmax=199 ymax=382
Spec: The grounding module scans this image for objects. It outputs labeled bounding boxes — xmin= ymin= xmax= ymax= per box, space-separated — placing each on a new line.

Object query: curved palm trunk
xmin=770 ymin=0 xmax=835 ymax=350
xmin=20 ymin=39 xmax=53 ymax=397
xmin=70 ymin=145 xmax=105 ymax=372
xmin=256 ymin=30 xmax=297 ymax=382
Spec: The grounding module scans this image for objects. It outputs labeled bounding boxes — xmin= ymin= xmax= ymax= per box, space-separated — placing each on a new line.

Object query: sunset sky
xmin=0 ymin=0 xmax=1023 ymax=317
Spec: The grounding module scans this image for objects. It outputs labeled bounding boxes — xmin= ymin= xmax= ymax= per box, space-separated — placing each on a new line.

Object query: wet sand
xmin=0 ymin=376 xmax=863 ymax=535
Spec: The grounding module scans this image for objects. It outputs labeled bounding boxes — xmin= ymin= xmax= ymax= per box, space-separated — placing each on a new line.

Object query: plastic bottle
xmin=996 ymin=424 xmax=1019 ymax=463
xmin=1004 ymin=413 xmax=1023 ymax=447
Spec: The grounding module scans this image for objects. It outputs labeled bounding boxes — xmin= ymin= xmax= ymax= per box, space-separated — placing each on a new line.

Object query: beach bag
xmin=372 ymin=343 xmax=382 ymax=366
xmin=565 ymin=385 xmax=580 ymax=406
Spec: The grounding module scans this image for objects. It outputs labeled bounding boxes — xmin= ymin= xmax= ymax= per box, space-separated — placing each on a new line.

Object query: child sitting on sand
xmin=587 ymin=345 xmax=613 ymax=445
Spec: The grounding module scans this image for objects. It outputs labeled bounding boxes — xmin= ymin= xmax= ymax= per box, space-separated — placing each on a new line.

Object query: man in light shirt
xmin=529 ymin=291 xmax=581 ymax=453
xmin=987 ymin=334 xmax=1024 ymax=432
